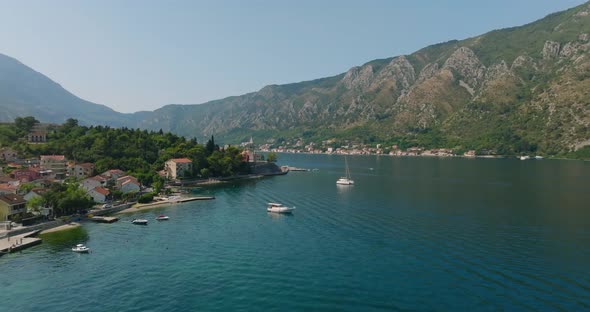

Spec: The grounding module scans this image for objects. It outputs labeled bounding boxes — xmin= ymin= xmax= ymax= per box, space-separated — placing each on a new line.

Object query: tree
xmin=206 ymin=135 xmax=218 ymax=154
xmin=267 ymin=152 xmax=278 ymax=162
xmin=26 ymin=196 xmax=44 ymax=213
xmin=19 ymin=183 xmax=36 ymax=194
xmin=14 ymin=116 xmax=39 ymax=136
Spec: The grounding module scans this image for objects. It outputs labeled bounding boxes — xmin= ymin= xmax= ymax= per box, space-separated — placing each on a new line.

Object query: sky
xmin=0 ymin=0 xmax=587 ymax=113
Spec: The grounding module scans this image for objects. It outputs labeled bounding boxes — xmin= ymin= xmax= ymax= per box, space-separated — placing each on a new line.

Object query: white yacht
xmin=132 ymin=219 xmax=148 ymax=225
xmin=336 ymin=157 xmax=354 ymax=185
xmin=267 ymin=203 xmax=295 ymax=214
xmin=156 ymin=215 xmax=169 ymax=221
xmin=72 ymin=244 xmax=90 ymax=253
xmin=520 ymin=156 xmax=530 ymax=160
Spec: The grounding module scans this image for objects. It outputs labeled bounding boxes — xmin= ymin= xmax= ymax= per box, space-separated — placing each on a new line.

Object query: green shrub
xmin=137 ymin=193 xmax=154 ymax=204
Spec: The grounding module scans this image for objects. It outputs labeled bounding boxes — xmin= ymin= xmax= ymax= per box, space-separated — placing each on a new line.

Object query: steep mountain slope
xmin=0 ymin=2 xmax=588 ymax=155
xmin=133 ymin=2 xmax=590 ymax=153
xmin=0 ymin=53 xmax=130 ymax=126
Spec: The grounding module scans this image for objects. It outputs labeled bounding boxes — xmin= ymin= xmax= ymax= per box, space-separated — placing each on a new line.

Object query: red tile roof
xmin=122 ymin=179 xmax=140 ymax=186
xmin=41 ymin=155 xmax=65 ymax=161
xmin=106 ymin=169 xmax=124 ymax=174
xmin=117 ymin=175 xmax=138 ymax=182
xmin=169 ymin=158 xmax=192 ymax=163
xmin=93 ymin=186 xmax=110 ymax=196
xmin=0 ymin=194 xmax=25 ymax=205
xmin=91 ymin=175 xmax=106 ymax=181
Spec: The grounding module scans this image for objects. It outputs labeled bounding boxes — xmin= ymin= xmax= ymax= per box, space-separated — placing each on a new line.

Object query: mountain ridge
xmin=0 ymin=2 xmax=589 ymax=156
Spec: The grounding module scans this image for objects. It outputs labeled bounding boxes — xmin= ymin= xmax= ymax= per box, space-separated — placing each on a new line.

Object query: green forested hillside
xmin=0 ymin=118 xmax=249 ymax=185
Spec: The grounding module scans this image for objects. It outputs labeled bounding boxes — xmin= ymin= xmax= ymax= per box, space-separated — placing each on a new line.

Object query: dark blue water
xmin=1 ymin=155 xmax=590 ymax=311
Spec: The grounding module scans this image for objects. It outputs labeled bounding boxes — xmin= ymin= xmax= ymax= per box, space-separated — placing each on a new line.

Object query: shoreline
xmin=40 ymin=222 xmax=81 ymax=234
xmin=270 ymin=151 xmax=587 ymax=160
xmin=116 ymin=196 xmax=215 ymax=214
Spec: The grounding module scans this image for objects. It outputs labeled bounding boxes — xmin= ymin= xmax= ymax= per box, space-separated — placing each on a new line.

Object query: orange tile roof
xmin=93 ymin=186 xmax=110 ymax=196
xmin=41 ymin=155 xmax=65 ymax=161
xmin=169 ymin=158 xmax=192 ymax=163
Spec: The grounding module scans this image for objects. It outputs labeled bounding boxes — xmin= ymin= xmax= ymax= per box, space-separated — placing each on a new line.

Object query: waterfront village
xmin=251 ymin=138 xmax=477 ymax=157
xmin=0 ymin=131 xmax=285 ymax=254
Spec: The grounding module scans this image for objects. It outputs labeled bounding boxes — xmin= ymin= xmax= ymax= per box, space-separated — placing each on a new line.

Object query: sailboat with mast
xmin=336 ymin=156 xmax=354 ymax=185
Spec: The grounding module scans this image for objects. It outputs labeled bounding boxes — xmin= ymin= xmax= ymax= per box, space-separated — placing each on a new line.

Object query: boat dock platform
xmin=176 ymin=196 xmax=215 ymax=203
xmin=91 ymin=216 xmax=119 ymax=223
xmin=0 ymin=231 xmax=42 ymax=254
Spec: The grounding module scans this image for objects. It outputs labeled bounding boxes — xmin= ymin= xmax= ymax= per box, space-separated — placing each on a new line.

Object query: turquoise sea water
xmin=1 ymin=155 xmax=590 ymax=311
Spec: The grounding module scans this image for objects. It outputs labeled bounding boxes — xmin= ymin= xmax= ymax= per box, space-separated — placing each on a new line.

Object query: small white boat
xmin=72 ymin=244 xmax=90 ymax=253
xmin=520 ymin=156 xmax=530 ymax=160
xmin=535 ymin=155 xmax=544 ymax=159
xmin=336 ymin=177 xmax=354 ymax=185
xmin=337 ymin=156 xmax=354 ymax=185
xmin=156 ymin=215 xmax=169 ymax=221
xmin=132 ymin=219 xmax=148 ymax=225
xmin=267 ymin=203 xmax=295 ymax=214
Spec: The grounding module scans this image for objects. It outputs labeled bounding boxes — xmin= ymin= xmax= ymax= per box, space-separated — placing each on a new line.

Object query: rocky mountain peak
xmin=372 ymin=56 xmax=416 ymax=90
xmin=443 ymin=46 xmax=486 ymax=88
xmin=417 ymin=63 xmax=440 ymax=82
xmin=485 ymin=61 xmax=512 ymax=80
xmin=342 ymin=65 xmax=374 ymax=90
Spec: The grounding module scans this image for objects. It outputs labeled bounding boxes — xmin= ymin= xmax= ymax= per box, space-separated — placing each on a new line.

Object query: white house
xmin=88 ymin=186 xmax=110 ymax=203
xmin=120 ymin=179 xmax=141 ymax=194
xmin=101 ymin=169 xmax=126 ymax=181
xmin=115 ymin=175 xmax=141 ymax=194
xmin=81 ymin=176 xmax=106 ymax=192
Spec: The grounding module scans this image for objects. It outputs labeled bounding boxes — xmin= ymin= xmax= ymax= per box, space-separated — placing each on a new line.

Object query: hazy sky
xmin=0 ymin=0 xmax=586 ymax=113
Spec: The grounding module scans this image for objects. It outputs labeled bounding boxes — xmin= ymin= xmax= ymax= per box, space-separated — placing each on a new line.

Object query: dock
xmin=176 ymin=196 xmax=215 ymax=203
xmin=0 ymin=231 xmax=42 ymax=253
xmin=91 ymin=216 xmax=119 ymax=223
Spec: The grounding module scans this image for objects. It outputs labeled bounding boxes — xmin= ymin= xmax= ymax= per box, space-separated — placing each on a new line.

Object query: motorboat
xmin=132 ymin=219 xmax=148 ymax=225
xmin=156 ymin=215 xmax=169 ymax=221
xmin=520 ymin=156 xmax=530 ymax=160
xmin=535 ymin=155 xmax=544 ymax=159
xmin=267 ymin=203 xmax=295 ymax=214
xmin=336 ymin=156 xmax=354 ymax=185
xmin=72 ymin=244 xmax=90 ymax=253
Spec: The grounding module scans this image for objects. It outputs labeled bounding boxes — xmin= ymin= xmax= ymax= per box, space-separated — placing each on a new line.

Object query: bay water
xmin=1 ymin=154 xmax=589 ymax=311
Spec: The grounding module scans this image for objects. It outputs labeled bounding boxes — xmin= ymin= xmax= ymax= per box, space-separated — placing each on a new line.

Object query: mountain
xmin=132 ymin=2 xmax=590 ymax=154
xmin=0 ymin=2 xmax=589 ymax=155
xmin=0 ymin=53 xmax=130 ymax=126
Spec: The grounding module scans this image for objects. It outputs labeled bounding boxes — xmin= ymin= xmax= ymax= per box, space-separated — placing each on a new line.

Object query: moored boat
xmin=156 ymin=215 xmax=169 ymax=221
xmin=267 ymin=202 xmax=295 ymax=214
xmin=337 ymin=156 xmax=354 ymax=185
xmin=72 ymin=244 xmax=90 ymax=253
xmin=132 ymin=219 xmax=148 ymax=225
